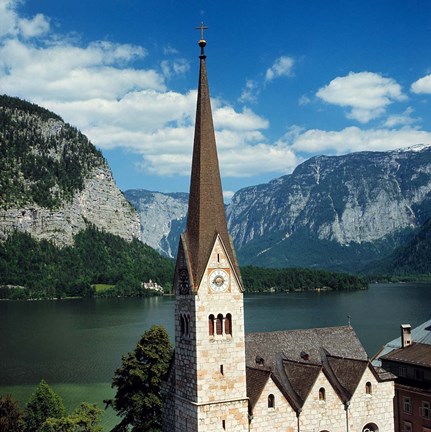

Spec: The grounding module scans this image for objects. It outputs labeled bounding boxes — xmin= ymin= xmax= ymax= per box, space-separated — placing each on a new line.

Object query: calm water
xmin=1 ymin=282 xmax=430 ymax=429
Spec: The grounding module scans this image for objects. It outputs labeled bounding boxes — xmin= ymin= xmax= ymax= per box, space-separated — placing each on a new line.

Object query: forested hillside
xmin=241 ymin=266 xmax=367 ymax=292
xmin=0 ymin=95 xmax=104 ymax=209
xmin=368 ymin=217 xmax=431 ymax=276
xmin=0 ymin=226 xmax=174 ymax=299
xmin=0 ymin=95 xmax=140 ymax=246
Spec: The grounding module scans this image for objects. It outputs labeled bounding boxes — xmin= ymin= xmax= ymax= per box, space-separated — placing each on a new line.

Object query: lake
xmin=1 ymin=282 xmax=431 ymax=430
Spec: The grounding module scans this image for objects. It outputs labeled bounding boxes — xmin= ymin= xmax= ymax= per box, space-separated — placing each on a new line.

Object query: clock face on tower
xmin=209 ymin=269 xmax=229 ymax=293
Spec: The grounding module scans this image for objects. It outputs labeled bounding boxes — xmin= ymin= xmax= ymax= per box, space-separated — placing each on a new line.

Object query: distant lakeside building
xmin=161 ymin=28 xmax=396 ymax=432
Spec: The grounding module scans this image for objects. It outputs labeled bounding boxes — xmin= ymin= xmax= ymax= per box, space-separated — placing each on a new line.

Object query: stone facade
xmin=169 ymin=237 xmax=249 ymax=431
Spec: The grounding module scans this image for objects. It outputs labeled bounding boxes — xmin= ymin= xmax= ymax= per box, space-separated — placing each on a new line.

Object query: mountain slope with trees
xmin=0 ymin=95 xmax=140 ymax=246
xmin=0 ymin=226 xmax=175 ymax=299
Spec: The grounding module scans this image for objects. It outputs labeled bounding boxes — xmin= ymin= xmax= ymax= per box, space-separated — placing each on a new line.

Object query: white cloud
xmin=19 ymin=13 xmax=49 ymax=38
xmin=383 ymin=107 xmax=418 ymax=128
xmin=0 ymin=1 xmax=294 ymax=181
xmin=239 ymin=79 xmax=259 ymax=104
xmin=411 ymin=74 xmax=431 ymax=94
xmin=212 ymin=106 xmax=268 ymax=131
xmin=265 ymin=56 xmax=295 ymax=82
xmin=298 ymin=95 xmax=311 ymax=106
xmin=317 ymin=71 xmax=406 ymax=123
xmin=288 ymin=126 xmax=431 ymax=154
xmin=161 ymin=58 xmax=190 ymax=78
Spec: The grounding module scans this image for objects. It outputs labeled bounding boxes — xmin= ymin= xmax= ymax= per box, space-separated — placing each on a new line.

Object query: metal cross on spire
xmin=196 ymin=22 xmax=208 ymax=41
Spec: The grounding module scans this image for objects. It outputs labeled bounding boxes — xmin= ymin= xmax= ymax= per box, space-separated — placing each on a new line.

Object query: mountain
xmin=0 ymin=95 xmax=140 ymax=246
xmin=226 ymin=145 xmax=431 ymax=271
xmin=125 ymin=189 xmax=188 ymax=258
xmin=370 ymin=217 xmax=431 ymax=275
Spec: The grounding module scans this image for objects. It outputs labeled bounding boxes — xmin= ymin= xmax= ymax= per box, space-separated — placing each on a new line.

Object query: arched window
xmin=362 ymin=423 xmax=379 ymax=432
xmin=216 ymin=314 xmax=223 ymax=335
xmin=225 ymin=313 xmax=232 ymax=336
xmin=209 ymin=314 xmax=215 ymax=336
xmin=268 ymin=394 xmax=275 ymax=408
xmin=319 ymin=387 xmax=326 ymax=401
xmin=366 ymin=381 xmax=372 ymax=395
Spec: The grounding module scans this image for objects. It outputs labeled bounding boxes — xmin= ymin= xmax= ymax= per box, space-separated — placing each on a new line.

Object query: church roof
xmin=245 ymin=326 xmax=377 ymax=411
xmin=183 ymin=38 xmax=241 ymax=291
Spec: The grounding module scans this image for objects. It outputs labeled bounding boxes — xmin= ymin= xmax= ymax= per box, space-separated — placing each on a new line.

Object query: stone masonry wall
xmin=250 ymin=376 xmax=296 ymax=432
xmin=173 ymin=237 xmax=249 ymax=431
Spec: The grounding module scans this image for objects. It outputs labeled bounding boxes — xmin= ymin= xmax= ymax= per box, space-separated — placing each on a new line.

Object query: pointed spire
xmin=184 ymin=29 xmax=241 ymax=290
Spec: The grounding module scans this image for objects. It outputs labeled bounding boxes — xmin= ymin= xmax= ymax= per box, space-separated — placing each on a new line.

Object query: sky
xmin=2 ymin=0 xmax=431 ymax=200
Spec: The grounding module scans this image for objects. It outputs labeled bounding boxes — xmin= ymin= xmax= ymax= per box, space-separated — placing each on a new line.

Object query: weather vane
xmin=196 ymin=22 xmax=208 ymax=41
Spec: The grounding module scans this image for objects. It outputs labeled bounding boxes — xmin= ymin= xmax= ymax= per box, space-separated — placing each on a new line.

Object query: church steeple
xmin=184 ymin=27 xmax=241 ymax=291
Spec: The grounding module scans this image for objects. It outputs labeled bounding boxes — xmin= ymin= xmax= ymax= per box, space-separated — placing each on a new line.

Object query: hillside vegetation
xmin=0 ymin=94 xmax=104 ymax=209
xmin=0 ymin=226 xmax=175 ymax=299
xmin=366 ymin=217 xmax=431 ymax=277
xmin=0 ymin=225 xmax=367 ymax=299
xmin=241 ymin=266 xmax=367 ymax=292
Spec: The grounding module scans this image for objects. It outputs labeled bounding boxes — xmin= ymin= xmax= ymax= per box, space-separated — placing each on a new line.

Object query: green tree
xmin=40 ymin=402 xmax=103 ymax=432
xmin=0 ymin=394 xmax=24 ymax=432
xmin=105 ymin=325 xmax=173 ymax=432
xmin=25 ymin=380 xmax=66 ymax=432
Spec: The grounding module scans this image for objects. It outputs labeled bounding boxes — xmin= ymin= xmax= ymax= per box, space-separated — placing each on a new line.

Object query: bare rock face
xmin=226 ymin=145 xmax=431 ymax=270
xmin=0 ymin=95 xmax=140 ymax=246
xmin=1 ymin=165 xmax=140 ymax=246
xmin=125 ymin=189 xmax=188 ymax=257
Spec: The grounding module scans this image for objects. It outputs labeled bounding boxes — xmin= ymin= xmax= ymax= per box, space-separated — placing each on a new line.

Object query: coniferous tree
xmin=25 ymin=380 xmax=66 ymax=432
xmin=105 ymin=325 xmax=173 ymax=432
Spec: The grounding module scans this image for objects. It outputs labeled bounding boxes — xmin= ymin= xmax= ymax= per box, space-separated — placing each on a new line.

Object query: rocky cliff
xmin=125 ymin=189 xmax=188 ymax=257
xmin=226 ymin=145 xmax=431 ymax=271
xmin=0 ymin=95 xmax=140 ymax=246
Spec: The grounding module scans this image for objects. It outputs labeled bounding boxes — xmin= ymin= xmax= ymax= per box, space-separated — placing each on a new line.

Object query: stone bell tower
xmin=163 ymin=24 xmax=249 ymax=432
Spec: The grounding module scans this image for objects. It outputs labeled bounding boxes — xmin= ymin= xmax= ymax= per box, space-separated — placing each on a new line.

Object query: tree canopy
xmin=105 ymin=325 xmax=173 ymax=432
xmin=25 ymin=380 xmax=66 ymax=432
xmin=0 ymin=394 xmax=25 ymax=432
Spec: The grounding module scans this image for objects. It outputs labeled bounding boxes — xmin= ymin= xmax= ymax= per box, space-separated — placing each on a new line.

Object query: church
xmin=161 ymin=28 xmax=395 ymax=432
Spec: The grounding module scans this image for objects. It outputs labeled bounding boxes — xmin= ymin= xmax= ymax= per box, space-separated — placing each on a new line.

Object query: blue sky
xmin=2 ymin=0 xmax=431 ymax=199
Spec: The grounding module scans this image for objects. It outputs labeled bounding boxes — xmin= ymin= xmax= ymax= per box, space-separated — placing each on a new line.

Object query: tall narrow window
xmin=319 ymin=387 xmax=326 ymax=401
xmin=268 ymin=394 xmax=275 ymax=408
xmin=209 ymin=314 xmax=215 ymax=336
xmin=216 ymin=314 xmax=223 ymax=335
xmin=180 ymin=315 xmax=185 ymax=336
xmin=225 ymin=313 xmax=232 ymax=336
xmin=403 ymin=397 xmax=412 ymax=413
xmin=185 ymin=315 xmax=189 ymax=337
xmin=222 ymin=419 xmax=226 ymax=430
xmin=366 ymin=382 xmax=372 ymax=394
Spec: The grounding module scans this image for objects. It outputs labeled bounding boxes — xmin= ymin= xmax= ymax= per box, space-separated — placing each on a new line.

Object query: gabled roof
xmin=326 ymin=355 xmax=368 ymax=402
xmin=245 ymin=326 xmax=368 ymax=369
xmin=183 ymin=40 xmax=241 ymax=291
xmin=245 ymin=326 xmax=376 ymax=412
xmin=380 ymin=342 xmax=431 ymax=368
xmin=373 ymin=319 xmax=431 ymax=366
xmin=246 ymin=367 xmax=271 ymax=409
